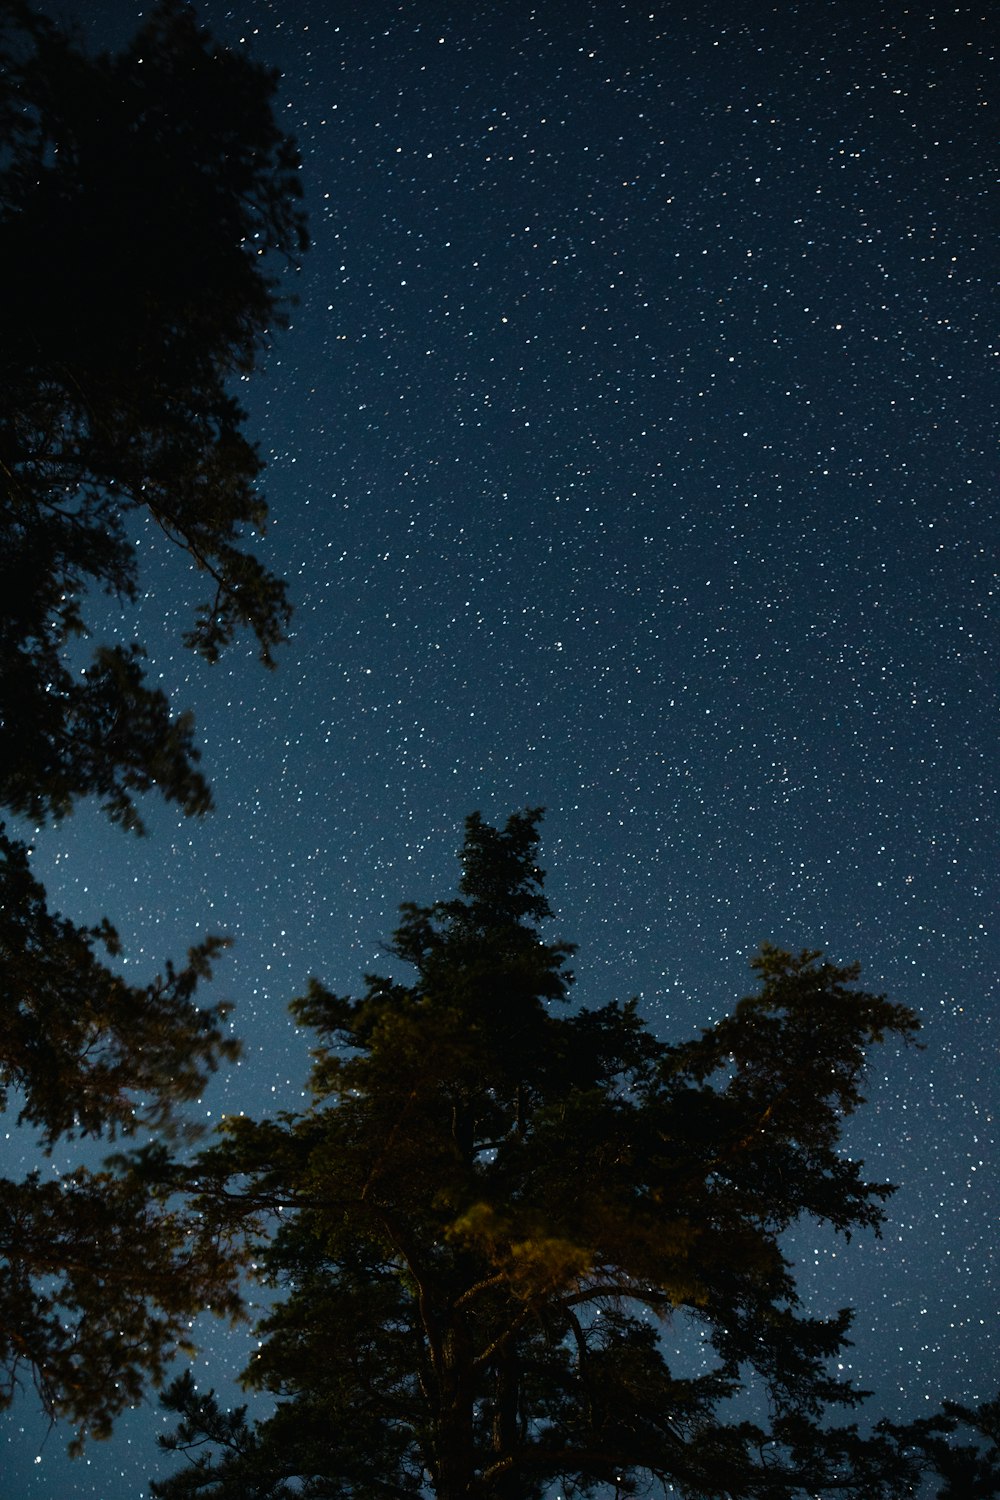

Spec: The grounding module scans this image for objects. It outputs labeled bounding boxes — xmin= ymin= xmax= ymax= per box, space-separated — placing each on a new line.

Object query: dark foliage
xmin=0 ymin=1156 xmax=244 ymax=1449
xmin=0 ymin=0 xmax=306 ymax=1442
xmin=0 ymin=0 xmax=307 ymax=828
xmin=153 ymin=812 xmax=994 ymax=1499
xmin=0 ymin=826 xmax=237 ymax=1149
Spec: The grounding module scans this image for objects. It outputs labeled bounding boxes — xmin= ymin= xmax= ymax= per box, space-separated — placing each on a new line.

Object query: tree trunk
xmin=489 ymin=1350 xmax=521 ymax=1500
xmin=435 ymin=1320 xmax=477 ymax=1500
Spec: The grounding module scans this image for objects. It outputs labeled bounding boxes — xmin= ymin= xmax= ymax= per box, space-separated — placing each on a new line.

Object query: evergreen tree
xmin=0 ymin=0 xmax=306 ymax=1440
xmin=153 ymin=811 xmax=989 ymax=1499
xmin=0 ymin=0 xmax=307 ymax=829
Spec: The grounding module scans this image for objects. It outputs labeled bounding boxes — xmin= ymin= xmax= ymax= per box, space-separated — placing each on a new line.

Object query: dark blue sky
xmin=4 ymin=1 xmax=996 ymax=1495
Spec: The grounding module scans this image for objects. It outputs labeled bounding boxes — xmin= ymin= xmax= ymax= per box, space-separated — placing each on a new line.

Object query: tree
xmin=885 ymin=1397 xmax=1000 ymax=1500
xmin=152 ymin=810 xmax=992 ymax=1499
xmin=0 ymin=0 xmax=307 ymax=1441
xmin=0 ymin=0 xmax=307 ymax=829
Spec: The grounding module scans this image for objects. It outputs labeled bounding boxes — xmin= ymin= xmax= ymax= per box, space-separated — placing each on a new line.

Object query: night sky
xmin=4 ymin=1 xmax=997 ymax=1495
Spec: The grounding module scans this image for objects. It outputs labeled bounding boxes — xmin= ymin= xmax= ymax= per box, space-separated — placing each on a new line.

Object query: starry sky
xmin=4 ymin=1 xmax=997 ymax=1495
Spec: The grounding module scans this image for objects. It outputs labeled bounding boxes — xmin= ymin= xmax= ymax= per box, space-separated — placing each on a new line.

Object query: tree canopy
xmin=0 ymin=0 xmax=307 ymax=829
xmin=151 ymin=810 xmax=995 ymax=1499
xmin=0 ymin=0 xmax=306 ymax=1441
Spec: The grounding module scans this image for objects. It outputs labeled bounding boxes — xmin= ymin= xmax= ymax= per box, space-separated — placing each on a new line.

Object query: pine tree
xmin=152 ymin=811 xmax=989 ymax=1499
xmin=0 ymin=0 xmax=306 ymax=1440
xmin=0 ymin=0 xmax=307 ymax=829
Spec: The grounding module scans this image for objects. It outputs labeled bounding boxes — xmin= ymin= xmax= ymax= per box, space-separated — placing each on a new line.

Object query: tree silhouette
xmin=151 ymin=811 xmax=992 ymax=1499
xmin=0 ymin=0 xmax=307 ymax=828
xmin=0 ymin=0 xmax=306 ymax=1441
